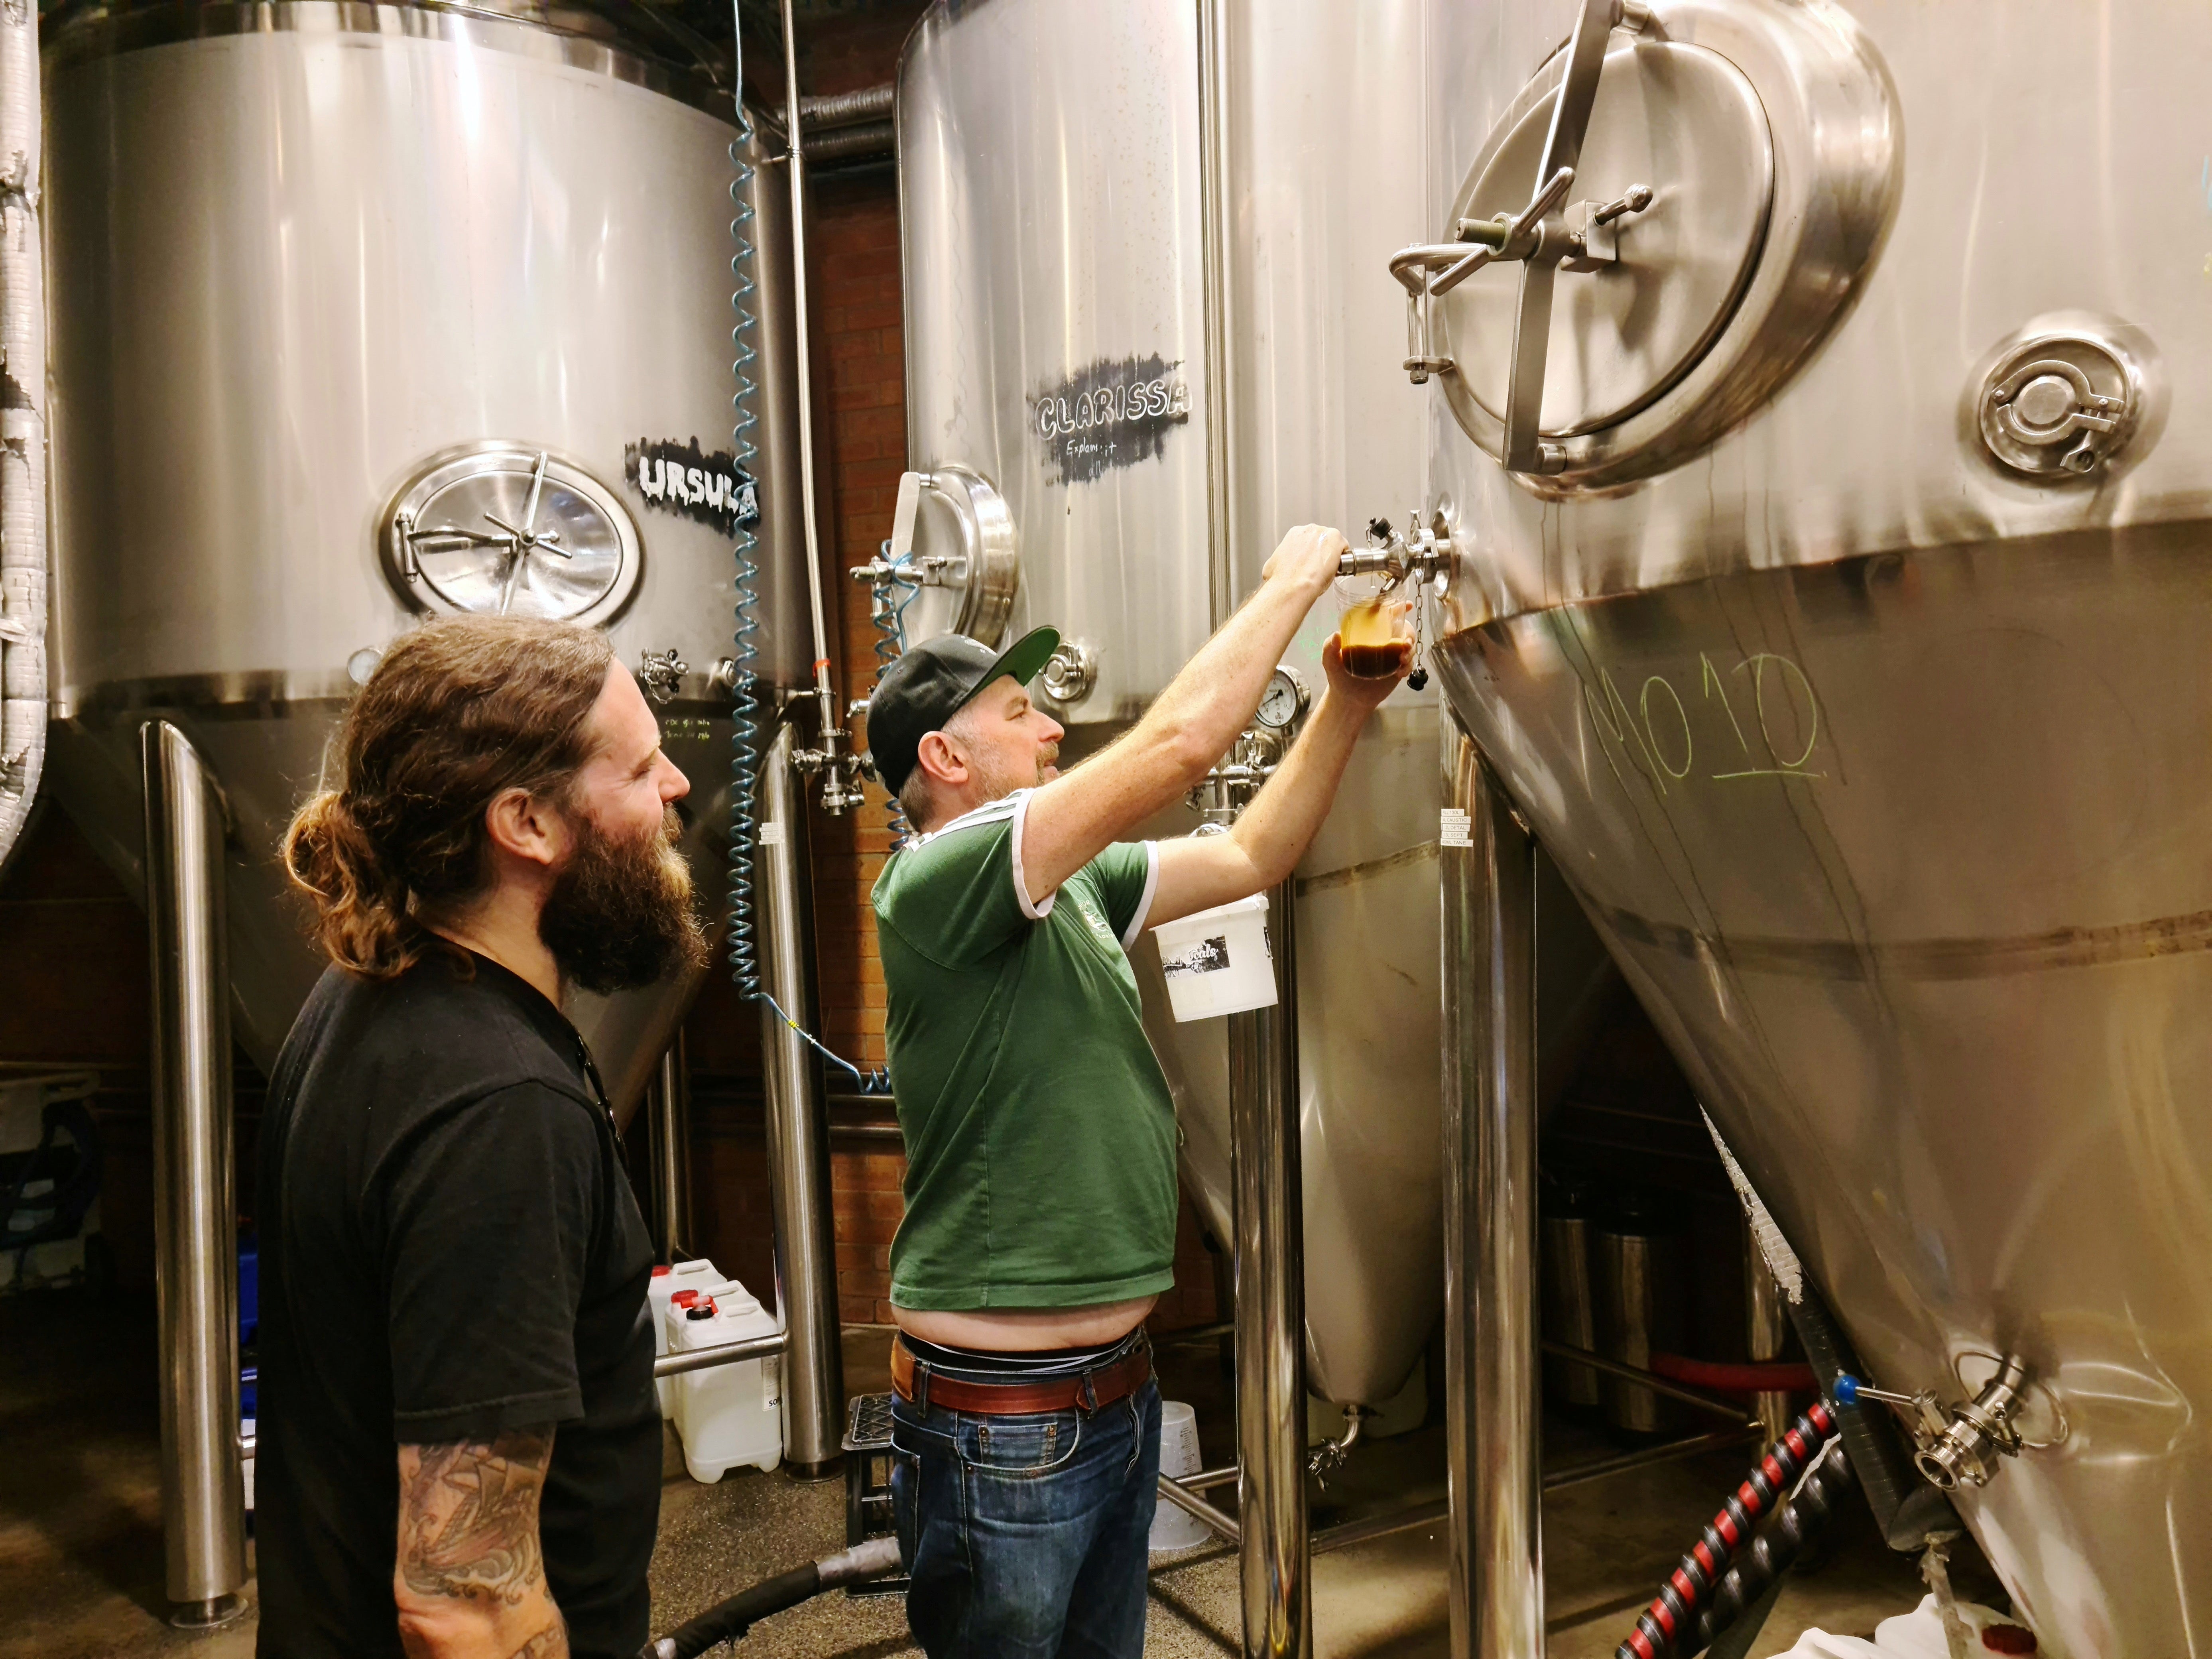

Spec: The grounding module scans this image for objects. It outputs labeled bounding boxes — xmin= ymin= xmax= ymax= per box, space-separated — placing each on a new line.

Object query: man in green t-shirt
xmin=864 ymin=523 xmax=1405 ymax=1658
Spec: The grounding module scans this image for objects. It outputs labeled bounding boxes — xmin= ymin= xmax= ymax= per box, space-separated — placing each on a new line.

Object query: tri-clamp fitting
xmin=792 ymin=723 xmax=868 ymax=814
xmin=1339 ymin=512 xmax=1454 ymax=589
xmin=1834 ymin=1357 xmax=2031 ymax=1492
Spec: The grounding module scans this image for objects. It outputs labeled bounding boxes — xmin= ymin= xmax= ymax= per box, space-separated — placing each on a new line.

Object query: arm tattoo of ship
xmin=398 ymin=1425 xmax=557 ymax=1607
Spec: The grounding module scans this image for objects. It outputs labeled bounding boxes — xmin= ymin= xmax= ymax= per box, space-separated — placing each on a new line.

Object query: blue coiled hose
xmin=725 ymin=13 xmax=889 ymax=1096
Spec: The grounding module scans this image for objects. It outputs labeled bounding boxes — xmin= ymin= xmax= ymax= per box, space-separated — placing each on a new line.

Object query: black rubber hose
xmin=1781 ymin=1279 xmax=1958 ymax=1551
xmin=647 ymin=1563 xmax=821 ymax=1659
xmin=1685 ymin=1443 xmax=1858 ymax=1656
xmin=1618 ymin=1403 xmax=1838 ymax=1659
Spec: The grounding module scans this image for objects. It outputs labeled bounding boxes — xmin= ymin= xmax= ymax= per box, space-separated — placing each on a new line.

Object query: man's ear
xmin=482 ymin=787 xmax=568 ymax=872
xmin=915 ymin=730 xmax=966 ymax=789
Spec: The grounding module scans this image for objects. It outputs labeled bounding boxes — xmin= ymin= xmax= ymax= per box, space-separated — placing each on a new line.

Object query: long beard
xmin=538 ymin=806 xmax=708 ymax=995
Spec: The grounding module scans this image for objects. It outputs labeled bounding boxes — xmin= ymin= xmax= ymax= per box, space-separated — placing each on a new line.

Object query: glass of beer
xmin=1334 ymin=573 xmax=1413 ymax=678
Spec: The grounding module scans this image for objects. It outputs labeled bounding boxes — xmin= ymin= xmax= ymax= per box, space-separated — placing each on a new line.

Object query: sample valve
xmin=1340 ymin=512 xmax=1455 ymax=690
xmin=1834 ymin=1357 xmax=2031 ymax=1492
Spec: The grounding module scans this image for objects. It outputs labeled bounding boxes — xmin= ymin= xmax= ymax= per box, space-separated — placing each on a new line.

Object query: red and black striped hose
xmin=1616 ymin=1400 xmax=1840 ymax=1659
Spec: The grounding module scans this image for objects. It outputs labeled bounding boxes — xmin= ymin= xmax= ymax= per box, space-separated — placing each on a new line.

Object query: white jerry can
xmin=669 ymin=1280 xmax=783 ymax=1482
xmin=649 ymin=1258 xmax=722 ymax=1419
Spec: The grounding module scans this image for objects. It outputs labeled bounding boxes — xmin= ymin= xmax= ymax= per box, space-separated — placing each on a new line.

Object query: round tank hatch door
xmin=385 ymin=445 xmax=642 ymax=627
xmin=1402 ymin=0 xmax=1901 ymax=490
xmin=1441 ymin=40 xmax=1773 ymax=442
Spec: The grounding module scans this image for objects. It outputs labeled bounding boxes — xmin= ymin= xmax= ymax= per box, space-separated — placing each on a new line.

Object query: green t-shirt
xmin=871 ymin=790 xmax=1176 ymax=1310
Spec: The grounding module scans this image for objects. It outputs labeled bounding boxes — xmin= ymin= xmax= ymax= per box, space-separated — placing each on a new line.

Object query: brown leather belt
xmin=891 ymin=1332 xmax=1151 ymax=1417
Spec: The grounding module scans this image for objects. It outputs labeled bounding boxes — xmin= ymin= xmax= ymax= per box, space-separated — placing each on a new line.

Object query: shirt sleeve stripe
xmin=1008 ymin=791 xmax=1058 ymax=920
xmin=1120 ymin=840 xmax=1161 ymax=950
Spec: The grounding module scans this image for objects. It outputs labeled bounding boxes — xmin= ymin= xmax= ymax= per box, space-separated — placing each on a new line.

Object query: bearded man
xmin=253 ymin=615 xmax=705 ymax=1659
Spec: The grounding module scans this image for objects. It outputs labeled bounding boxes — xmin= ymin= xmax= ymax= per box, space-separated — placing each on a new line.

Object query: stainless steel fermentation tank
xmin=898 ymin=0 xmax=1458 ymax=1421
xmin=41 ymin=0 xmax=834 ymax=1612
xmin=1410 ymin=2 xmax=2212 ymax=1655
xmin=44 ymin=0 xmax=813 ymax=1116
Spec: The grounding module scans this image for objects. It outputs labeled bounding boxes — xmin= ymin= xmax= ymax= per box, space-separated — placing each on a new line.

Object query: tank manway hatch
xmin=1392 ymin=0 xmax=1901 ymax=490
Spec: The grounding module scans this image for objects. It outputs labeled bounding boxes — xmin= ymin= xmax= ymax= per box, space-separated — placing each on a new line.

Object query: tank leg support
xmin=757 ymin=720 xmax=846 ymax=1478
xmin=142 ymin=720 xmax=248 ymax=1627
xmin=1229 ymin=877 xmax=1309 ymax=1659
xmin=649 ymin=1031 xmax=694 ymax=1265
xmin=1443 ymin=720 xmax=1543 ymax=1659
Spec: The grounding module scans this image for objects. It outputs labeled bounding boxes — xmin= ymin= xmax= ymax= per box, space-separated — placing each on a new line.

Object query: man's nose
xmin=1041 ymin=713 xmax=1065 ymax=744
xmin=659 ymin=755 xmax=692 ymax=803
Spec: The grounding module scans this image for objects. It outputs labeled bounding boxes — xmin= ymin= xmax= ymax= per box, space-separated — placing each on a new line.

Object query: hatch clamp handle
xmin=1385 ymin=0 xmax=1656 ymax=473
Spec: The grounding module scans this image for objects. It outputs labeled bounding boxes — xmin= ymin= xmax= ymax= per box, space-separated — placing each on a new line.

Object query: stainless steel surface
xmin=1157 ymin=1472 xmax=1243 ymax=1547
xmin=1197 ymin=0 xmax=1238 ymax=636
xmin=898 ymin=0 xmax=1210 ymax=718
xmin=649 ymin=1034 xmax=694 ymax=1264
xmin=1596 ymin=1216 xmax=1683 ymax=1434
xmin=0 ymin=0 xmax=46 ymax=872
xmin=1228 ymin=881 xmax=1308 ymax=1659
xmin=1421 ymin=0 xmax=1901 ymax=496
xmin=1448 ymin=36 xmax=1770 ymax=446
xmin=1422 ymin=6 xmax=2212 ymax=1651
xmin=142 ymin=721 xmax=246 ymax=1622
xmin=1450 ymin=748 xmax=1542 ymax=1659
xmin=1747 ymin=1232 xmax=1792 ymax=1447
xmin=873 ymin=464 xmax=1018 ymax=648
xmin=756 ymin=720 xmax=844 ymax=1476
xmin=43 ymin=1 xmax=806 ymax=1110
xmin=652 ymin=1329 xmax=788 ymax=1380
xmin=1542 ymin=1204 xmax=1601 ymax=1409
xmin=384 ymin=443 xmax=644 ymax=624
xmin=899 ymin=0 xmax=1448 ymax=1414
xmin=775 ymin=0 xmax=849 ymax=799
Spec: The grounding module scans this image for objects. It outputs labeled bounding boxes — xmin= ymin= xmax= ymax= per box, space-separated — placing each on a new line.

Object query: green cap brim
xmin=950 ymin=624 xmax=1061 ymax=716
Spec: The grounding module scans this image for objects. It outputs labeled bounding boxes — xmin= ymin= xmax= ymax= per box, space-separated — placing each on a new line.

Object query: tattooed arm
xmin=394 ymin=1427 xmax=569 ymax=1659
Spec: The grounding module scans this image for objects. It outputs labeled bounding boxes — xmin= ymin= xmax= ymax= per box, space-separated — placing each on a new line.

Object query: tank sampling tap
xmin=1340 ymin=513 xmax=1454 ymax=689
xmin=1834 ymin=1357 xmax=2030 ymax=1491
xmin=791 ymin=725 xmax=868 ymax=814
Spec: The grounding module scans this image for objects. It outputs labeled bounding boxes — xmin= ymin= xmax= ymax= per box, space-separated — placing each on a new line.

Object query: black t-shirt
xmin=253 ymin=950 xmax=658 ymax=1659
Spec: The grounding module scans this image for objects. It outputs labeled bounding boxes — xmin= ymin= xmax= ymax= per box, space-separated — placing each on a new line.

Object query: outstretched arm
xmin=1017 ymin=524 xmax=1349 ymax=903
xmin=394 ymin=1426 xmax=568 ymax=1659
xmin=1146 ymin=632 xmax=1409 ymax=927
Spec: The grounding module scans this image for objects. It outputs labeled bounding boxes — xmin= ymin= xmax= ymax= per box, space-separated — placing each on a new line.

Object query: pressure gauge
xmin=1255 ymin=665 xmax=1309 ymax=731
xmin=384 ymin=443 xmax=642 ymax=626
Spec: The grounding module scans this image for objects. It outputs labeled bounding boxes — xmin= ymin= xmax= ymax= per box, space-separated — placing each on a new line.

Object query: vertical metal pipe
xmin=757 ymin=718 xmax=845 ymax=1476
xmin=141 ymin=721 xmax=246 ymax=1628
xmin=1195 ymin=0 xmax=1238 ymax=631
xmin=1199 ymin=7 xmax=1306 ymax=1648
xmin=777 ymin=0 xmax=840 ymax=739
xmin=649 ymin=1031 xmax=694 ymax=1264
xmin=1746 ymin=1231 xmax=1792 ymax=1446
xmin=1441 ymin=718 xmax=1542 ymax=1659
xmin=1229 ymin=880 xmax=1308 ymax=1659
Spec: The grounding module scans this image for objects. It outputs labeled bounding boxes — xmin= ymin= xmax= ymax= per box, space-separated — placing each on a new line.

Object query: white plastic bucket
xmin=1152 ymin=893 xmax=1276 ymax=1021
xmin=1150 ymin=1400 xmax=1212 ymax=1553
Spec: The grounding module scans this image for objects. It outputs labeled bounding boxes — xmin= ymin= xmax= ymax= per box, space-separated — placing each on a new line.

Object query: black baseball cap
xmin=865 ymin=625 xmax=1061 ymax=796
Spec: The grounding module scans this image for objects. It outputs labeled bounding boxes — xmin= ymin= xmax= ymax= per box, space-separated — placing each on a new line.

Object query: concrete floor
xmin=0 ymin=1287 xmax=1945 ymax=1659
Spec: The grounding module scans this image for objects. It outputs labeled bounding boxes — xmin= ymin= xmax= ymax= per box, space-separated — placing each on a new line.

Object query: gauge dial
xmin=385 ymin=444 xmax=641 ymax=626
xmin=1255 ymin=665 xmax=1309 ymax=731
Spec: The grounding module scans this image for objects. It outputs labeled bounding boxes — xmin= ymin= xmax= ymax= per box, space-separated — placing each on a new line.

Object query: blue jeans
xmin=890 ymin=1374 xmax=1162 ymax=1658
